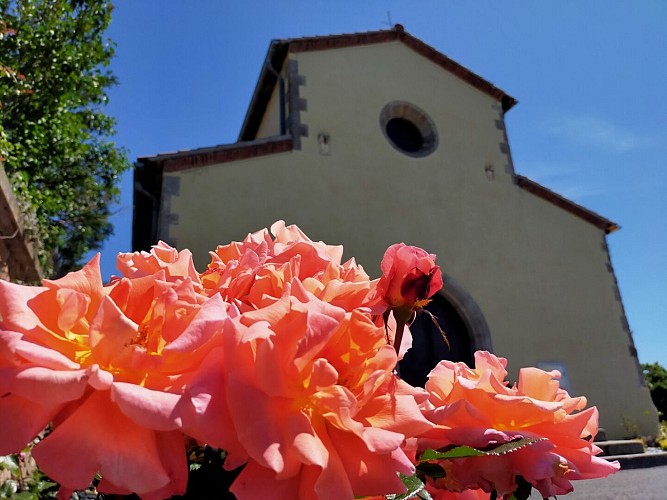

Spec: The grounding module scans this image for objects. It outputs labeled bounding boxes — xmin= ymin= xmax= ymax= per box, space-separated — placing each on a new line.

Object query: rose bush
xmin=0 ymin=222 xmax=619 ymax=499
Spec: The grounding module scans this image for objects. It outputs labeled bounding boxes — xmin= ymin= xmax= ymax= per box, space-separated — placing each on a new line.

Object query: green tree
xmin=0 ymin=0 xmax=129 ymax=277
xmin=642 ymin=362 xmax=667 ymax=420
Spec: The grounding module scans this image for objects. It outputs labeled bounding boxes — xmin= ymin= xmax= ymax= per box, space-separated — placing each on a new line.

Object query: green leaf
xmin=31 ymin=480 xmax=57 ymax=492
xmin=419 ymin=438 xmax=548 ymax=461
xmin=416 ymin=490 xmax=433 ymax=500
xmin=12 ymin=492 xmax=38 ymax=500
xmin=386 ymin=473 xmax=429 ymax=500
xmin=0 ymin=455 xmax=20 ymax=474
xmin=0 ymin=479 xmax=18 ymax=498
xmin=420 ymin=446 xmax=486 ymax=460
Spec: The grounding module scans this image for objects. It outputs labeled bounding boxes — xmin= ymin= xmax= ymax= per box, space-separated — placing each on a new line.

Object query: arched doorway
xmin=399 ymin=293 xmax=473 ymax=387
xmin=398 ymin=275 xmax=493 ymax=387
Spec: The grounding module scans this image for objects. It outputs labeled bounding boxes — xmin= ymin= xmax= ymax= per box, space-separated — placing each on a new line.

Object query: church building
xmin=133 ymin=26 xmax=658 ymax=439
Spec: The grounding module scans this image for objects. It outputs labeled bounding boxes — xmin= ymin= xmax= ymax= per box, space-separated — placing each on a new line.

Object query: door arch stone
xmin=439 ymin=273 xmax=493 ymax=353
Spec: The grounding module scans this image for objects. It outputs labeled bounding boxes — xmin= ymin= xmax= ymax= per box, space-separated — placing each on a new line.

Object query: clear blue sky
xmin=99 ymin=1 xmax=667 ymax=366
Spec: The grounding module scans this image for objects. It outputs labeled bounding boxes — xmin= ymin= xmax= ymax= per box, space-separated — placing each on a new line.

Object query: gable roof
xmin=133 ymin=27 xmax=618 ymax=252
xmin=239 ymin=24 xmax=517 ymax=142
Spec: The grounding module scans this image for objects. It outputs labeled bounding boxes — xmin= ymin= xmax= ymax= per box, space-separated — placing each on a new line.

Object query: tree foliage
xmin=642 ymin=362 xmax=667 ymax=419
xmin=0 ymin=0 xmax=129 ymax=277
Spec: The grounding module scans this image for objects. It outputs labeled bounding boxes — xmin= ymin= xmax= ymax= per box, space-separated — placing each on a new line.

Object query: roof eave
xmin=138 ymin=135 xmax=293 ymax=173
xmin=515 ymin=175 xmax=619 ymax=234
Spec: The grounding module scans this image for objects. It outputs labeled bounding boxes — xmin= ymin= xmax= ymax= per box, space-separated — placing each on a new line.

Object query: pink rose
xmin=414 ymin=351 xmax=619 ymax=498
xmin=377 ymin=243 xmax=443 ymax=310
xmin=371 ymin=243 xmax=444 ymax=354
xmin=116 ymin=240 xmax=201 ymax=285
xmin=190 ymin=280 xmax=432 ymax=498
xmin=199 ymin=220 xmax=376 ymax=312
xmin=0 ymin=254 xmax=231 ymax=497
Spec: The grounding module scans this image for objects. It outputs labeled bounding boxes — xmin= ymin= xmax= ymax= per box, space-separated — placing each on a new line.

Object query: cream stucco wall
xmin=255 ymin=87 xmax=282 ymax=139
xmin=159 ymin=42 xmax=657 ymax=438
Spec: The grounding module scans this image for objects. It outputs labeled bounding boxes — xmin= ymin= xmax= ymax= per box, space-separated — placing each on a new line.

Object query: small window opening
xmin=379 ymin=101 xmax=438 ymax=158
xmin=386 ymin=118 xmax=424 ymax=153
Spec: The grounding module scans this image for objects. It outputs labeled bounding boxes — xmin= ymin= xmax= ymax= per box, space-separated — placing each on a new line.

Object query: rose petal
xmin=111 ymin=382 xmax=193 ymax=431
xmin=185 ymin=346 xmax=247 ymax=462
xmin=0 ymin=366 xmax=91 ymax=406
xmin=0 ymin=329 xmax=80 ymax=370
xmin=88 ymin=296 xmax=138 ymax=366
xmin=43 ymin=254 xmax=104 ymax=311
xmin=97 ymin=429 xmax=188 ymax=499
xmin=231 ymin=460 xmax=300 ymax=499
xmin=162 ymin=293 xmax=228 ymax=353
xmin=32 ymin=391 xmax=173 ymax=494
xmin=0 ymin=393 xmax=60 ymax=454
xmin=0 ymin=280 xmax=48 ymax=332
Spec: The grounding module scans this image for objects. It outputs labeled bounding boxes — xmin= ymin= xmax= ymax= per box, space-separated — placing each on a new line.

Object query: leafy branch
xmin=0 ymin=0 xmax=130 ymax=277
xmin=389 ymin=438 xmax=548 ymax=500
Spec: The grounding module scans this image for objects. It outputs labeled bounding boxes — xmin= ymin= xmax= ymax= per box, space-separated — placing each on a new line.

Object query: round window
xmin=380 ymin=101 xmax=438 ymax=157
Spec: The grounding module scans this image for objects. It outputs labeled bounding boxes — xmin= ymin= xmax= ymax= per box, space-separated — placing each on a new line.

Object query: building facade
xmin=134 ymin=26 xmax=658 ymax=439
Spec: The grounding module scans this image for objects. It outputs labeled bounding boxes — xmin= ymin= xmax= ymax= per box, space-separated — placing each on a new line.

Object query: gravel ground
xmin=529 ymin=465 xmax=667 ymax=499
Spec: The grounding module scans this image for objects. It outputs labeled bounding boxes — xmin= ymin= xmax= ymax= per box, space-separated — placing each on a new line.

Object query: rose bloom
xmin=0 ymin=254 xmax=231 ymax=498
xmin=115 ymin=228 xmax=435 ymax=498
xmin=366 ymin=243 xmax=443 ymax=355
xmin=199 ymin=221 xmax=377 ymax=312
xmin=188 ymin=279 xmax=433 ymax=499
xmin=117 ymin=224 xmax=424 ymax=353
xmin=412 ymin=351 xmax=619 ymax=499
xmin=116 ymin=240 xmax=201 ymax=285
xmin=374 ymin=243 xmax=443 ymax=312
